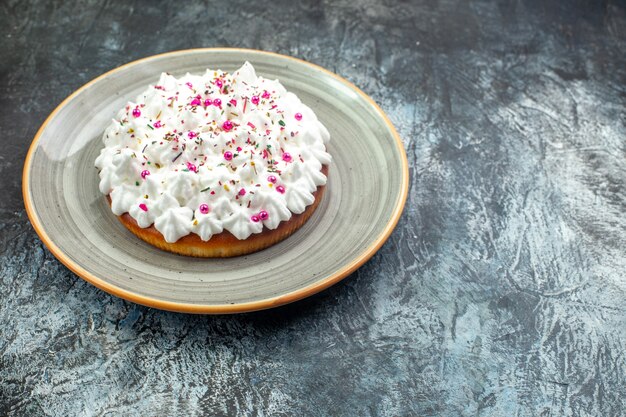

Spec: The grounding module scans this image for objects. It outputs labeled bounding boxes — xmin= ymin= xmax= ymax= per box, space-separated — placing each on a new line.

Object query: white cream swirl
xmin=95 ymin=62 xmax=331 ymax=242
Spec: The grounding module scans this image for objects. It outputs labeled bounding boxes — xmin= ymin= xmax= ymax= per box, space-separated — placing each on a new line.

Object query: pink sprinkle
xmin=141 ymin=170 xmax=150 ymax=179
xmin=139 ymin=203 xmax=148 ymax=212
xmin=222 ymin=120 xmax=233 ymax=131
xmin=250 ymin=215 xmax=260 ymax=223
xmin=190 ymin=98 xmax=201 ymax=106
xmin=186 ymin=162 xmax=197 ymax=172
xmin=259 ymin=210 xmax=269 ymax=221
xmin=238 ymin=188 xmax=246 ymax=196
xmin=268 ymin=175 xmax=277 ymax=183
xmin=262 ymin=90 xmax=270 ymax=99
xmin=154 ymin=85 xmax=164 ymax=90
xmin=215 ymin=79 xmax=223 ymax=88
xmin=282 ymin=152 xmax=292 ymax=162
xmin=236 ymin=146 xmax=242 ymax=151
xmin=132 ymin=107 xmax=141 ymax=118
xmin=199 ymin=204 xmax=209 ymax=214
xmin=204 ymin=98 xmax=213 ymax=107
xmin=229 ymin=99 xmax=237 ymax=106
xmin=276 ymin=185 xmax=286 ymax=194
xmin=185 ymin=82 xmax=193 ymax=88
xmin=188 ymin=131 xmax=198 ymax=138
xmin=213 ymin=98 xmax=222 ymax=107
xmin=247 ymin=122 xmax=256 ymax=129
xmin=295 ymin=112 xmax=303 ymax=121
xmin=153 ymin=120 xmax=162 ymax=128
xmin=224 ymin=151 xmax=233 ymax=161
xmin=251 ymin=96 xmax=260 ymax=105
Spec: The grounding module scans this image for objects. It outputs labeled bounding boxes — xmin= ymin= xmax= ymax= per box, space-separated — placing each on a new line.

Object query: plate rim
xmin=22 ymin=48 xmax=409 ymax=314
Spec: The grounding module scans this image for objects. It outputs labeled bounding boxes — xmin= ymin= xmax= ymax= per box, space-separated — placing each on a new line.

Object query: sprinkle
xmin=132 ymin=107 xmax=141 ymax=118
xmin=276 ymin=185 xmax=285 ymax=194
xmin=295 ymin=112 xmax=303 ymax=121
xmin=282 ymin=152 xmax=292 ymax=162
xmin=268 ymin=175 xmax=277 ymax=183
xmin=153 ymin=120 xmax=162 ymax=128
xmin=278 ymin=120 xmax=286 ymax=127
xmin=188 ymin=131 xmax=198 ymax=139
xmin=251 ymin=96 xmax=260 ymax=105
xmin=262 ymin=90 xmax=270 ymax=99
xmin=222 ymin=120 xmax=233 ymax=131
xmin=229 ymin=99 xmax=237 ymax=106
xmin=185 ymin=82 xmax=193 ymax=88
xmin=186 ymin=162 xmax=197 ymax=172
xmin=250 ymin=215 xmax=260 ymax=223
xmin=141 ymin=170 xmax=150 ymax=179
xmin=259 ymin=210 xmax=269 ymax=220
xmin=190 ymin=98 xmax=201 ymax=106
xmin=238 ymin=188 xmax=246 ymax=196
xmin=247 ymin=122 xmax=256 ymax=129
xmin=201 ymin=186 xmax=210 ymax=192
xmin=213 ymin=98 xmax=222 ymax=107
xmin=224 ymin=151 xmax=233 ymax=161
xmin=139 ymin=203 xmax=148 ymax=212
xmin=199 ymin=204 xmax=209 ymax=214
xmin=172 ymin=152 xmax=183 ymax=162
xmin=215 ymin=79 xmax=223 ymax=88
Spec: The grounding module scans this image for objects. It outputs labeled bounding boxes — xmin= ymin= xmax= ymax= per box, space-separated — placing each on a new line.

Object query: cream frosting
xmin=95 ymin=62 xmax=331 ymax=242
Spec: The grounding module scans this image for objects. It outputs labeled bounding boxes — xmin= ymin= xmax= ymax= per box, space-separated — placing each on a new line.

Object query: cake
xmin=94 ymin=62 xmax=331 ymax=257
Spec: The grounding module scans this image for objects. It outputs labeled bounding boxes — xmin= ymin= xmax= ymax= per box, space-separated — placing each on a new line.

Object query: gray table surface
xmin=2 ymin=0 xmax=625 ymax=415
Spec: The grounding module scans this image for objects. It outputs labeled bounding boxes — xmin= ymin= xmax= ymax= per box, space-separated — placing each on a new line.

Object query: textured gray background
xmin=2 ymin=0 xmax=625 ymax=415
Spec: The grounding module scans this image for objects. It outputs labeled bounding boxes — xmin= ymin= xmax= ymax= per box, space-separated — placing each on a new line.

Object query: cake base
xmin=109 ymin=166 xmax=328 ymax=258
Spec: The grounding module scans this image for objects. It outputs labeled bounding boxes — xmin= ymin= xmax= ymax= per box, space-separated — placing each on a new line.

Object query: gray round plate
xmin=23 ymin=49 xmax=408 ymax=313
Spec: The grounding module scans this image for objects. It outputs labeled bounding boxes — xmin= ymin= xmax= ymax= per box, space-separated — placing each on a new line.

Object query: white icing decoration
xmin=222 ymin=205 xmax=263 ymax=240
xmin=95 ymin=62 xmax=331 ymax=242
xmin=285 ymin=180 xmax=316 ymax=214
xmin=154 ymin=207 xmax=193 ymax=243
xmin=110 ymin=184 xmax=139 ymax=215
xmin=129 ymin=200 xmax=154 ymax=228
xmin=193 ymin=211 xmax=223 ymax=241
